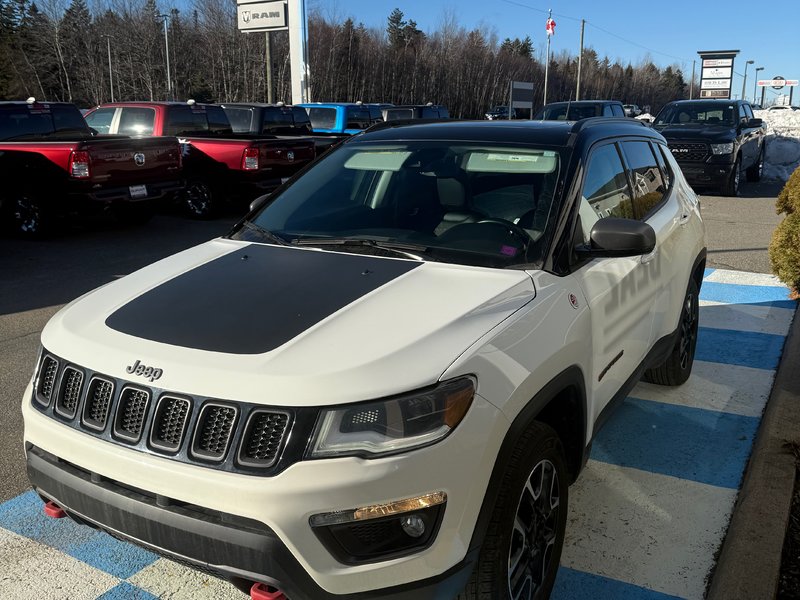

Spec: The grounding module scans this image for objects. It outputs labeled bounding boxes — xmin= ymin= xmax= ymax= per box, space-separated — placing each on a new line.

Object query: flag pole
xmin=544 ymin=9 xmax=552 ymax=106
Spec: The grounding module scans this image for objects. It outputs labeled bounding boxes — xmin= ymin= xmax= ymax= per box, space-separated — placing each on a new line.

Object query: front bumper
xmin=68 ymin=178 xmax=184 ymax=205
xmin=27 ymin=445 xmax=476 ymax=599
xmin=22 ymin=383 xmax=506 ymax=598
xmin=675 ymin=159 xmax=734 ymax=187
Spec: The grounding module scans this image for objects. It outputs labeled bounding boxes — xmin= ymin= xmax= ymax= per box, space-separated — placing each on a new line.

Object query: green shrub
xmin=769 ymin=166 xmax=800 ymax=298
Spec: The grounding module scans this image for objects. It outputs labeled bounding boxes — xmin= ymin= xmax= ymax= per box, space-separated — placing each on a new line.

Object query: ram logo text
xmin=125 ymin=360 xmax=163 ymax=382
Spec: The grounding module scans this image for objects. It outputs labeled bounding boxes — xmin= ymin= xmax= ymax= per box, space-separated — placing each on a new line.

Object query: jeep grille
xmin=30 ymin=351 xmax=293 ymax=475
xmin=82 ymin=377 xmax=115 ymax=431
xmin=668 ymin=142 xmax=708 ymax=162
xmin=56 ymin=367 xmax=84 ymax=419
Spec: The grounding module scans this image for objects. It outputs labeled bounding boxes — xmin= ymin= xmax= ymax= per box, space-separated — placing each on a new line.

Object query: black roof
xmin=542 ymin=100 xmax=623 ymax=107
xmin=666 ymin=99 xmax=749 ymax=105
xmin=357 ymin=118 xmax=659 ymax=147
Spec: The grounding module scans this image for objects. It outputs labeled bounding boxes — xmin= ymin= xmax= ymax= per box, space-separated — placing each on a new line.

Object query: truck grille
xmin=31 ymin=351 xmax=293 ymax=475
xmin=668 ymin=142 xmax=708 ymax=162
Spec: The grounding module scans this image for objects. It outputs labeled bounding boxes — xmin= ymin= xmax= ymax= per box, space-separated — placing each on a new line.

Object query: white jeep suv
xmin=23 ymin=118 xmax=705 ymax=600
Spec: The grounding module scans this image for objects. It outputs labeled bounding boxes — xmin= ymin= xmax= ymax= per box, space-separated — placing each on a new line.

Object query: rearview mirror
xmin=575 ymin=218 xmax=656 ymax=259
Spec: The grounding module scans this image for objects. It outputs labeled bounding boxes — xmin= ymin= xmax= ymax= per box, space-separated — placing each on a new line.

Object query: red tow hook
xmin=250 ymin=582 xmax=287 ymax=600
xmin=43 ymin=501 xmax=67 ymax=519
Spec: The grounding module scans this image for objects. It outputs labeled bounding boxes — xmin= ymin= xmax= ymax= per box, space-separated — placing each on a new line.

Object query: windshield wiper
xmin=291 ymin=237 xmax=435 ymax=261
xmin=239 ymin=221 xmax=290 ymax=245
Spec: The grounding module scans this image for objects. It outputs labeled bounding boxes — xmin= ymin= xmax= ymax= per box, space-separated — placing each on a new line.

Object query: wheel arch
xmin=467 ymin=365 xmax=587 ymax=554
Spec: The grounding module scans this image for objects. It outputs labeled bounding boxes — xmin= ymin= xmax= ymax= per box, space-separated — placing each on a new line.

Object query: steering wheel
xmin=477 ymin=218 xmax=532 ymax=249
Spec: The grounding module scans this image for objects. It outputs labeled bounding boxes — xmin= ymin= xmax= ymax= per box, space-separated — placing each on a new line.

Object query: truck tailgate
xmin=257 ymin=138 xmax=315 ymax=173
xmin=84 ymin=136 xmax=181 ymax=185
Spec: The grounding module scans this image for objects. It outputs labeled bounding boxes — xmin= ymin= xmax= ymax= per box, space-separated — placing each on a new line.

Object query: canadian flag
xmin=546 ymin=17 xmax=556 ymax=36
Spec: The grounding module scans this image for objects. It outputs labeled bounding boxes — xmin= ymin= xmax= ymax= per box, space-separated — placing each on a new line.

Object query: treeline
xmin=0 ymin=0 xmax=691 ymax=116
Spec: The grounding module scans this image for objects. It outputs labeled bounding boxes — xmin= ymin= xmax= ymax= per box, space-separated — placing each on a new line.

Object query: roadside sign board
xmin=757 ymin=78 xmax=798 ymax=88
xmin=237 ymin=0 xmax=287 ymax=32
xmin=697 ymin=50 xmax=739 ymax=99
xmin=510 ymin=81 xmax=534 ymax=109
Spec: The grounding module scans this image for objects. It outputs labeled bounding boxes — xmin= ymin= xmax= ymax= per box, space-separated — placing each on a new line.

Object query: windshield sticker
xmin=344 ymin=151 xmax=412 ymax=172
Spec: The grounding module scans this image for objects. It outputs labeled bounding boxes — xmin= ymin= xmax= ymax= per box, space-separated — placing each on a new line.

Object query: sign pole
xmin=288 ymin=0 xmax=310 ymax=104
xmin=576 ymin=19 xmax=584 ymax=101
xmin=690 ymin=60 xmax=695 ymax=99
xmin=265 ymin=31 xmax=273 ymax=103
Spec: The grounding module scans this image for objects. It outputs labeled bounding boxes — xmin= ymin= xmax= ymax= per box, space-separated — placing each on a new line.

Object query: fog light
xmin=400 ymin=514 xmax=426 ymax=538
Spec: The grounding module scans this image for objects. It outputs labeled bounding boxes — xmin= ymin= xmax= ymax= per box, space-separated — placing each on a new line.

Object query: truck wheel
xmin=182 ymin=180 xmax=215 ymax=219
xmin=7 ymin=192 xmax=51 ymax=237
xmin=746 ymin=146 xmax=764 ymax=182
xmin=643 ymin=277 xmax=699 ymax=386
xmin=720 ymin=156 xmax=741 ymax=197
xmin=459 ymin=421 xmax=568 ymax=600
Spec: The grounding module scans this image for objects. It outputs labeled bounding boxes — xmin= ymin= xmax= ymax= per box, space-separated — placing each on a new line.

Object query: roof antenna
xmin=565 ymin=91 xmax=573 ymax=120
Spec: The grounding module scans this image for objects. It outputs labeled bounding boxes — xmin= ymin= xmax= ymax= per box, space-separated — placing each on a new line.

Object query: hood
xmin=42 ymin=239 xmax=536 ymax=406
xmin=653 ymin=123 xmax=736 ymax=143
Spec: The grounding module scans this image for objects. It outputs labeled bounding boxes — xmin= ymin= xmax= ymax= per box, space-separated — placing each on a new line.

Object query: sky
xmin=307 ymin=0 xmax=800 ymax=105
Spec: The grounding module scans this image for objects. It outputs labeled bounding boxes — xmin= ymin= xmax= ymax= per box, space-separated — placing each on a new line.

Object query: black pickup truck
xmin=652 ymin=99 xmax=765 ymax=196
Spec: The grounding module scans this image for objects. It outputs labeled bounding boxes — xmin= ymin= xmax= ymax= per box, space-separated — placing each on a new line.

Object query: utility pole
xmin=265 ymin=31 xmax=273 ymax=103
xmin=575 ymin=19 xmax=585 ymax=101
xmin=288 ymin=0 xmax=310 ymax=104
xmin=741 ymin=60 xmax=754 ymax=102
xmin=102 ymin=35 xmax=114 ymax=102
xmin=158 ymin=14 xmax=172 ymax=100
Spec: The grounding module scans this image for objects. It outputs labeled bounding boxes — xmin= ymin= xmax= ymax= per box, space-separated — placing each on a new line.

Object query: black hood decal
xmin=105 ymin=245 xmax=420 ymax=354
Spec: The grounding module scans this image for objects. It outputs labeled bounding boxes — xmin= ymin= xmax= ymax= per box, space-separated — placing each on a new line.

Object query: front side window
xmin=118 ymin=107 xmax=155 ymax=136
xmin=621 ymin=141 xmax=667 ymax=218
xmin=582 ymin=143 xmax=633 ymax=223
xmin=237 ymin=142 xmax=564 ymax=268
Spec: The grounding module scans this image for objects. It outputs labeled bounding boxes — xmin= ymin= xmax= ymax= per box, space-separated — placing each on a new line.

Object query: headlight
xmin=711 ymin=143 xmax=734 ymax=155
xmin=308 ymin=377 xmax=475 ymax=458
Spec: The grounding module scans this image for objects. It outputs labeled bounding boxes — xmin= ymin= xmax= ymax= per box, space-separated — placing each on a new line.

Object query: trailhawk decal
xmin=105 ymin=245 xmax=420 ymax=354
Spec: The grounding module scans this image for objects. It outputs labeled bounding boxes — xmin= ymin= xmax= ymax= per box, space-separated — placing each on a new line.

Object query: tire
xmin=746 ymin=146 xmax=764 ymax=182
xmin=182 ymin=180 xmax=215 ymax=219
xmin=720 ymin=155 xmax=741 ymax=197
xmin=4 ymin=191 xmax=52 ymax=237
xmin=458 ymin=421 xmax=568 ymax=600
xmin=643 ymin=277 xmax=699 ymax=386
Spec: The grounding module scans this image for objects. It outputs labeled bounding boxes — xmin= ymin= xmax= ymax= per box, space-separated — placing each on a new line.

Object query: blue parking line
xmin=0 ymin=490 xmax=158 ymax=579
xmin=552 ymin=567 xmax=685 ymax=600
xmin=97 ymin=582 xmax=160 ymax=600
xmin=703 ymin=268 xmax=716 ymax=279
xmin=699 ymin=281 xmax=795 ymax=308
xmin=590 ymin=397 xmax=760 ymax=489
xmin=696 ymin=327 xmax=786 ymax=370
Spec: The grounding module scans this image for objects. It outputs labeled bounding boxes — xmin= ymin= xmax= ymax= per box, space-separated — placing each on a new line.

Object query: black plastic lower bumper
xmin=26 ymin=445 xmax=475 ymax=600
xmin=675 ymin=160 xmax=733 ymax=188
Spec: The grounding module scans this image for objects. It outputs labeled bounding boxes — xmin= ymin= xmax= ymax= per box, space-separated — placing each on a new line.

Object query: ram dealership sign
xmin=237 ymin=0 xmax=287 ymax=32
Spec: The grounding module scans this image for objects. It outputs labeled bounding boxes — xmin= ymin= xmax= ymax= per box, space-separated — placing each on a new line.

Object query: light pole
xmin=158 ymin=14 xmax=172 ymax=100
xmin=102 ymin=34 xmax=114 ymax=102
xmin=754 ymin=67 xmax=764 ymax=103
xmin=741 ymin=60 xmax=754 ymax=102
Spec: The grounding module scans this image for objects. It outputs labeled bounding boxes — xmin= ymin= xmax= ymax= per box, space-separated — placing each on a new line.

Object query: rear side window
xmin=118 ymin=107 xmax=155 ymax=136
xmin=307 ymin=107 xmax=336 ymax=129
xmin=85 ymin=107 xmax=116 ymax=134
xmin=224 ymin=107 xmax=254 ymax=133
xmin=582 ymin=143 xmax=634 ymax=220
xmin=52 ymin=105 xmax=88 ymax=133
xmin=345 ymin=106 xmax=370 ymax=130
xmin=621 ymin=141 xmax=667 ymax=218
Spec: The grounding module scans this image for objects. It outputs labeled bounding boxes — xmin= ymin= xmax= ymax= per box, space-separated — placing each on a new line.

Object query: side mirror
xmin=747 ymin=118 xmax=763 ymax=128
xmin=575 ymin=218 xmax=656 ymax=259
xmin=89 ymin=127 xmax=99 ymax=136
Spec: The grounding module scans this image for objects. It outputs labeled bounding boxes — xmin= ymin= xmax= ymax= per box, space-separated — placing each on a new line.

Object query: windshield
xmin=534 ymin=104 xmax=603 ymax=121
xmin=235 ymin=141 xmax=563 ymax=268
xmin=0 ymin=104 xmax=89 ymax=140
xmin=654 ymin=103 xmax=736 ymax=126
xmin=307 ymin=107 xmax=337 ymax=129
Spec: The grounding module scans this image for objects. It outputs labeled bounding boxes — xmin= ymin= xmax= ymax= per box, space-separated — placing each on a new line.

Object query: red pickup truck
xmin=84 ymin=102 xmax=316 ymax=218
xmin=0 ymin=101 xmax=182 ymax=236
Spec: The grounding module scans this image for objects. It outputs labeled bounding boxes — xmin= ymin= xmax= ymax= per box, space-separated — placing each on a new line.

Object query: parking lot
xmin=0 ymin=181 xmax=795 ymax=599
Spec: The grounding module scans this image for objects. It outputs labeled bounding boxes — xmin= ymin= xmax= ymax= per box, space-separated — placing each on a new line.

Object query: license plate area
xmin=129 ymin=184 xmax=148 ymax=199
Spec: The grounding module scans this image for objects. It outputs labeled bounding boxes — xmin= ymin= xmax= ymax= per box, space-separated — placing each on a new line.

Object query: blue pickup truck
xmin=296 ymin=102 xmax=372 ymax=135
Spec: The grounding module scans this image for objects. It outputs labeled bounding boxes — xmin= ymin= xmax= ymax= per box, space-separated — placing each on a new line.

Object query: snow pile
xmin=635 ymin=113 xmax=654 ymax=123
xmin=754 ymin=109 xmax=800 ymax=182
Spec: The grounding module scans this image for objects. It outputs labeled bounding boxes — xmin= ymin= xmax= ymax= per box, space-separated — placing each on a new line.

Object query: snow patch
xmin=754 ymin=109 xmax=800 ymax=182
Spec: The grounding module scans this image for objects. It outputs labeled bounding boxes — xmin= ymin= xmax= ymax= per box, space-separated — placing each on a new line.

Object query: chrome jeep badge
xmin=126 ymin=359 xmax=163 ymax=382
